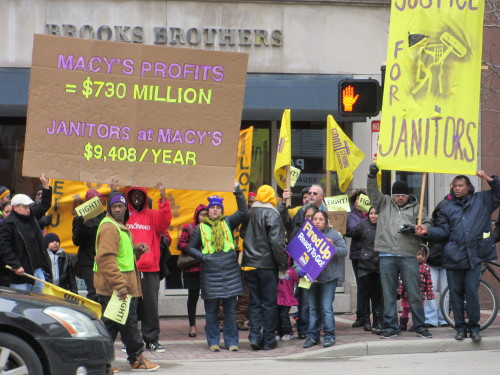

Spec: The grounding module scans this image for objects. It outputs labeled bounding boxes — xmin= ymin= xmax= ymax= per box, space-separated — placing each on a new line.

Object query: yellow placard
xmin=103 ymin=290 xmax=131 ymax=325
xmin=357 ymin=193 xmax=371 ymax=213
xmin=324 ymin=194 xmax=350 ymax=212
xmin=75 ymin=196 xmax=105 ymax=221
xmin=378 ymin=0 xmax=484 ymax=174
xmin=275 ymin=165 xmax=301 ymax=189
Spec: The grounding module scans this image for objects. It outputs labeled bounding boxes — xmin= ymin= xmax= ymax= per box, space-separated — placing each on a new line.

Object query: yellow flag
xmin=42 ymin=282 xmax=102 ymax=318
xmin=326 ymin=115 xmax=365 ymax=192
xmin=274 ymin=109 xmax=292 ymax=190
xmin=377 ymin=0 xmax=484 ymax=174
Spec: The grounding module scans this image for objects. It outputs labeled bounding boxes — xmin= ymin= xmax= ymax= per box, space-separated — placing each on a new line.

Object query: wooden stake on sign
xmin=285 ymin=165 xmax=291 ymax=206
xmin=418 ymin=173 xmax=427 ymax=225
xmin=326 ymin=170 xmax=332 ymax=197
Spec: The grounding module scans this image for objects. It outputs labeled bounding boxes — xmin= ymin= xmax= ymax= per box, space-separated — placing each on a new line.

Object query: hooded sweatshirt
xmin=126 ymin=187 xmax=172 ymax=272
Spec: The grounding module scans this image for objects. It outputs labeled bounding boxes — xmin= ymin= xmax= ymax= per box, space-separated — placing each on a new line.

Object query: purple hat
xmin=109 ymin=194 xmax=127 ymax=206
xmin=207 ymin=195 xmax=224 ymax=212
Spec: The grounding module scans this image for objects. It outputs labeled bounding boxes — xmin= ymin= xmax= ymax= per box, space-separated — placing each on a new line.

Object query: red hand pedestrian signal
xmin=339 ymin=79 xmax=380 ymax=117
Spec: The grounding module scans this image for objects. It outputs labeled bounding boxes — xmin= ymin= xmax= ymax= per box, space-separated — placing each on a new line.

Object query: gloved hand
xmin=298 ymin=270 xmax=307 ymax=278
xmin=38 ymin=215 xmax=52 ymax=227
xmin=368 ymin=163 xmax=379 ymax=178
xmin=398 ymin=224 xmax=415 ymax=234
xmin=74 ymin=215 xmax=84 ymax=225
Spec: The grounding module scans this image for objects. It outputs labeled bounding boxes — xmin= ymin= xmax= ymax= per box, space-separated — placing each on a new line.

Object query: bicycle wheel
xmin=440 ymin=279 xmax=499 ymax=331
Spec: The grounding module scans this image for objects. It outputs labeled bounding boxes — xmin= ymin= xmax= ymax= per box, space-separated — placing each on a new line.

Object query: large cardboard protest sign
xmin=378 ymin=1 xmax=484 ymax=174
xmin=287 ymin=219 xmax=336 ymax=282
xmin=24 ymin=34 xmax=248 ymax=191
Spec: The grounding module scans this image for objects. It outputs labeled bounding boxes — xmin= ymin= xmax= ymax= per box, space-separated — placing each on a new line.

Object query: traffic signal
xmin=339 ymin=79 xmax=380 ymax=117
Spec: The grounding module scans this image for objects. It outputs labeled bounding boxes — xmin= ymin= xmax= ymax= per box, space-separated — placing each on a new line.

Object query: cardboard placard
xmin=74 ymin=196 xmax=105 ymax=221
xmin=324 ymin=194 xmax=350 ymax=212
xmin=24 ymin=34 xmax=249 ymax=191
xmin=327 ymin=211 xmax=348 ymax=235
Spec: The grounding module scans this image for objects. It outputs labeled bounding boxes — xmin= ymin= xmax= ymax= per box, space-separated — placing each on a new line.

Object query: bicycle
xmin=440 ymin=261 xmax=500 ymax=331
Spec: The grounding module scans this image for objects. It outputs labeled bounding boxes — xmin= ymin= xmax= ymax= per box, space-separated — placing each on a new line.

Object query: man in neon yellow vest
xmin=94 ymin=191 xmax=159 ymax=372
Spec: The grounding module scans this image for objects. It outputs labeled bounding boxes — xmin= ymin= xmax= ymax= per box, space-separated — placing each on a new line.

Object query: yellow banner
xmin=42 ymin=281 xmax=102 ymax=317
xmin=326 ymin=115 xmax=365 ymax=192
xmin=274 ymin=109 xmax=292 ymax=190
xmin=45 ymin=128 xmax=252 ymax=255
xmin=378 ymin=0 xmax=484 ymax=174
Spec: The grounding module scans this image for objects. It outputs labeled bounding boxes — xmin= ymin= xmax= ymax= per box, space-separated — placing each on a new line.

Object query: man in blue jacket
xmin=416 ymin=170 xmax=500 ymax=342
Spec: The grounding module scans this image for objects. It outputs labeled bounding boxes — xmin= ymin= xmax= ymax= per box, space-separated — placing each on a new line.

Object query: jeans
xmin=307 ymin=279 xmax=337 ymax=340
xmin=424 ymin=265 xmax=448 ymax=326
xmin=11 ymin=268 xmax=45 ymax=294
xmin=244 ymin=269 xmax=279 ymax=347
xmin=379 ymin=256 xmax=426 ymax=333
xmin=98 ymin=295 xmax=144 ymax=364
xmin=295 ymin=286 xmax=309 ymax=335
xmin=204 ymin=296 xmax=238 ymax=348
xmin=446 ymin=266 xmax=481 ymax=334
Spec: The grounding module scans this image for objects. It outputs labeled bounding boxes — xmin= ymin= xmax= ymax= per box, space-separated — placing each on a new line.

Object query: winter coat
xmin=426 ymin=176 xmax=500 ymax=269
xmin=94 ymin=190 xmax=142 ymax=297
xmin=277 ymin=267 xmax=299 ymax=307
xmin=347 ymin=207 xmax=368 ymax=260
xmin=425 ymin=198 xmax=451 ymax=268
xmin=126 ymin=187 xmax=172 ymax=273
xmin=0 ymin=210 xmax=52 ymax=285
xmin=186 ymin=188 xmax=247 ymax=300
xmin=177 ymin=204 xmax=207 ymax=273
xmin=241 ymin=201 xmax=288 ymax=271
xmin=346 ymin=219 xmax=378 ymax=277
xmin=46 ymin=248 xmax=78 ymax=293
xmin=367 ymin=177 xmax=431 ymax=256
xmin=72 ymin=212 xmax=106 ymax=269
xmin=315 ymin=227 xmax=348 ymax=284
xmin=495 ymin=211 xmax=500 ymax=243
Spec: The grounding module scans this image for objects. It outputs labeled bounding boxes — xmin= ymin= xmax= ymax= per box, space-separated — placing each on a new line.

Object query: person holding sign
xmin=240 ymin=185 xmax=288 ymax=351
xmin=94 ymin=191 xmax=159 ymax=371
xmin=416 ymin=171 xmax=500 ymax=342
xmin=185 ymin=181 xmax=247 ymax=352
xmin=367 ymin=164 xmax=432 ymax=340
xmin=302 ymin=210 xmax=347 ymax=348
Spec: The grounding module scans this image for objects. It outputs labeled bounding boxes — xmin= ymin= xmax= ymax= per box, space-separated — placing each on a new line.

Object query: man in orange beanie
xmin=241 ymin=185 xmax=288 ymax=351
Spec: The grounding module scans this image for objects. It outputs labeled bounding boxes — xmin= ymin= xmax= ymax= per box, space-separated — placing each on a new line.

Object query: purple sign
xmin=287 ymin=219 xmax=336 ymax=281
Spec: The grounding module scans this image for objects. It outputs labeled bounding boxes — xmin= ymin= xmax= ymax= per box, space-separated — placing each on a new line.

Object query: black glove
xmin=74 ymin=215 xmax=84 ymax=226
xmin=398 ymin=224 xmax=415 ymax=234
xmin=368 ymin=163 xmax=379 ymax=178
xmin=38 ymin=215 xmax=52 ymax=227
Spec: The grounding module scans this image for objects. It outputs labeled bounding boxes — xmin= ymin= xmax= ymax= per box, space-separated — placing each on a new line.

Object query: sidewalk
xmin=113 ymin=312 xmax=500 ymax=364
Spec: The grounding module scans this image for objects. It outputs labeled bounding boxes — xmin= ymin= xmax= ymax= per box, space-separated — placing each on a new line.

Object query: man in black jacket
xmin=0 ymin=192 xmax=52 ymax=292
xmin=241 ymin=184 xmax=288 ymax=351
xmin=416 ymin=170 xmax=500 ymax=342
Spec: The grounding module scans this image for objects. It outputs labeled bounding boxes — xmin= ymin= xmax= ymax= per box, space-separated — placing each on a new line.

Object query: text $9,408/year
xmin=83 ymin=142 xmax=146 ymax=162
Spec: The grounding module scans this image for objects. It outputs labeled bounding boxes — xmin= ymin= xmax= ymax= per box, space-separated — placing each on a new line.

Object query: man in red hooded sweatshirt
xmin=126 ymin=181 xmax=172 ymax=352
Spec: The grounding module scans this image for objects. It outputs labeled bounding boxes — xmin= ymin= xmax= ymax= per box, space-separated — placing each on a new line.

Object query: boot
xmin=363 ymin=314 xmax=372 ymax=331
xmin=371 ymin=312 xmax=382 ymax=335
xmin=398 ymin=316 xmax=409 ymax=331
xmin=352 ymin=311 xmax=364 ymax=328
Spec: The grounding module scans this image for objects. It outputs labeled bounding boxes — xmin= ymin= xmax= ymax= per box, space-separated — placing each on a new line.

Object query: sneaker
xmin=471 ymin=332 xmax=481 ymax=342
xmin=228 ymin=345 xmax=239 ymax=351
xmin=145 ymin=342 xmax=165 ymax=353
xmin=417 ymin=329 xmax=433 ymax=338
xmin=323 ymin=337 xmax=336 ymax=347
xmin=276 ymin=335 xmax=282 ymax=341
xmin=111 ymin=366 xmax=119 ymax=373
xmin=209 ymin=345 xmax=220 ymax=352
xmin=121 ymin=344 xmax=127 ymax=353
xmin=303 ymin=338 xmax=321 ymax=348
xmin=281 ymin=334 xmax=294 ymax=341
xmin=130 ymin=354 xmax=160 ymax=372
xmin=297 ymin=333 xmax=307 ymax=339
xmin=237 ymin=321 xmax=249 ymax=331
xmin=380 ymin=330 xmax=398 ymax=339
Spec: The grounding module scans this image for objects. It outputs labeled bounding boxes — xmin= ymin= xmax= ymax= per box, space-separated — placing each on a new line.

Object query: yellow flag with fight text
xmin=378 ymin=0 xmax=484 ymax=174
xmin=326 ymin=115 xmax=365 ymax=192
xmin=274 ymin=109 xmax=292 ymax=190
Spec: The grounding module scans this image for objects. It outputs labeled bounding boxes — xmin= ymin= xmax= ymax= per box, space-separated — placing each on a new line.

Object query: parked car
xmin=0 ymin=286 xmax=114 ymax=375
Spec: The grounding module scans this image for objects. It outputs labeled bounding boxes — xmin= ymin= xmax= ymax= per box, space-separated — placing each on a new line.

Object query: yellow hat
xmin=255 ymin=185 xmax=277 ymax=207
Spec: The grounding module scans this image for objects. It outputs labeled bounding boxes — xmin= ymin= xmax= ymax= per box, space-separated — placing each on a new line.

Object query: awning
xmin=0 ymin=68 xmax=366 ymax=122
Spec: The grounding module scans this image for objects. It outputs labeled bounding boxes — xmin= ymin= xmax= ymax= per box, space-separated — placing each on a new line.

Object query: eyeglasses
xmin=35 ymin=192 xmax=42 ymax=196
xmin=308 ymin=192 xmax=319 ymax=196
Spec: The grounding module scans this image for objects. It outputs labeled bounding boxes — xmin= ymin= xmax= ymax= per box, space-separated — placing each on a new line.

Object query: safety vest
xmin=199 ymin=220 xmax=234 ymax=254
xmin=93 ymin=216 xmax=135 ymax=272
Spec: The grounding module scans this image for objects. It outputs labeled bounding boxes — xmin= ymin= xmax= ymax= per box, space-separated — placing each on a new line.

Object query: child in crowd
xmin=398 ymin=246 xmax=434 ymax=331
xmin=276 ymin=253 xmax=299 ymax=341
xmin=44 ymin=233 xmax=78 ymax=294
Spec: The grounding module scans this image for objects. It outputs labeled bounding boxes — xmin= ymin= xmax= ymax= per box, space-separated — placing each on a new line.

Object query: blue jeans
xmin=446 ymin=266 xmax=481 ymax=334
xmin=424 ymin=265 xmax=448 ymax=326
xmin=307 ymin=279 xmax=337 ymax=340
xmin=11 ymin=268 xmax=45 ymax=294
xmin=244 ymin=269 xmax=279 ymax=347
xmin=204 ymin=297 xmax=238 ymax=348
xmin=379 ymin=256 xmax=426 ymax=333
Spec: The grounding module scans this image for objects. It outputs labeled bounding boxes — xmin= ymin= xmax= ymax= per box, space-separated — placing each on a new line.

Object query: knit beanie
xmin=255 ymin=185 xmax=277 ymax=207
xmin=109 ymin=193 xmax=127 ymax=206
xmin=44 ymin=233 xmax=60 ymax=249
xmin=0 ymin=186 xmax=10 ymax=200
xmin=207 ymin=195 xmax=224 ymax=212
xmin=392 ymin=180 xmax=409 ymax=196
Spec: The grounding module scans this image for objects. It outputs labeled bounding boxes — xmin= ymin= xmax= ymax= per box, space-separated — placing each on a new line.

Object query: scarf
xmin=203 ymin=215 xmax=226 ymax=251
